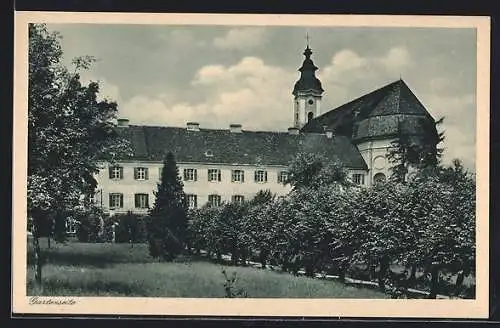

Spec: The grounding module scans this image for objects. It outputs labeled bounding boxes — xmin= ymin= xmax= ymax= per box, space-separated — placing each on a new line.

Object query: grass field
xmin=27 ymin=239 xmax=388 ymax=298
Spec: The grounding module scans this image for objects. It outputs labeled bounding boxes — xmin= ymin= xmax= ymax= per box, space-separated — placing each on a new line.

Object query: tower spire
xmin=292 ymin=34 xmax=324 ymax=128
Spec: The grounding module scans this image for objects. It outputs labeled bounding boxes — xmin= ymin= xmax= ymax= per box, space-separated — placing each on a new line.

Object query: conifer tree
xmin=147 ymin=152 xmax=188 ymax=261
xmin=387 ymin=119 xmax=444 ymax=183
xmin=387 ymin=125 xmax=414 ymax=183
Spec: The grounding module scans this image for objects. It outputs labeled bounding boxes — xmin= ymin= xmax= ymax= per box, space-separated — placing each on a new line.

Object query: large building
xmin=93 ymin=44 xmax=438 ymax=215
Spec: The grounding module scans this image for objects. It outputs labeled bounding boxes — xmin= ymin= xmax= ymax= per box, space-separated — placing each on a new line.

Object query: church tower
xmin=292 ymin=39 xmax=324 ymax=128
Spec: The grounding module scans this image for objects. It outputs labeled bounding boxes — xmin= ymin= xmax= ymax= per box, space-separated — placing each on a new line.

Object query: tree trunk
xmin=408 ymin=264 xmax=417 ymax=284
xmin=305 ymin=263 xmax=315 ymax=277
xmin=378 ymin=256 xmax=390 ymax=292
xmin=339 ymin=264 xmax=347 ymax=284
xmin=454 ymin=270 xmax=465 ymax=297
xmin=259 ymin=250 xmax=268 ymax=269
xmin=428 ymin=264 xmax=440 ymax=299
xmin=32 ymin=222 xmax=43 ymax=287
xmin=369 ymin=263 xmax=376 ymax=281
xmin=241 ymin=250 xmax=248 ymax=266
xmin=231 ymin=249 xmax=238 ymax=265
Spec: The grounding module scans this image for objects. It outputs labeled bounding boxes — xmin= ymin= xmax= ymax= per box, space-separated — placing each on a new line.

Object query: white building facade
xmin=95 ymin=160 xmax=292 ymax=215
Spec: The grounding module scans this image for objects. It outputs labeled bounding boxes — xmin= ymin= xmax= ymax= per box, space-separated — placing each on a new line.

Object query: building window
xmin=108 ymin=166 xmax=123 ymax=180
xmin=278 ymin=171 xmax=288 ymax=184
xmin=134 ymin=167 xmax=149 ymax=180
xmin=186 ymin=194 xmax=198 ymax=209
xmin=208 ymin=194 xmax=221 ymax=207
xmin=254 ymin=170 xmax=268 ymax=183
xmin=134 ymin=193 xmax=149 ymax=209
xmin=232 ymin=195 xmax=245 ymax=204
xmin=352 ymin=173 xmax=365 ymax=185
xmin=158 ymin=167 xmax=163 ymax=179
xmin=307 ymin=111 xmax=314 ymax=122
xmin=231 ymin=169 xmax=245 ymax=183
xmin=208 ymin=169 xmax=221 ymax=182
xmin=65 ymin=218 xmax=77 ymax=234
xmin=183 ymin=168 xmax=198 ymax=181
xmin=109 ymin=193 xmax=123 ymax=209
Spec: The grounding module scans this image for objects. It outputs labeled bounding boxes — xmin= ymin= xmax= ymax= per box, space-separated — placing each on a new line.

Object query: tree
xmin=147 ymin=152 xmax=188 ymax=261
xmin=417 ymin=117 xmax=445 ymax=169
xmin=387 ymin=119 xmax=445 ymax=183
xmin=249 ymin=189 xmax=275 ymax=206
xmin=352 ymin=182 xmax=417 ymax=292
xmin=219 ymin=202 xmax=251 ymax=265
xmin=188 ymin=205 xmax=225 ymax=262
xmin=423 ymin=159 xmax=475 ymax=298
xmin=286 ymin=152 xmax=350 ymax=190
xmin=245 ymin=190 xmax=277 ymax=268
xmin=28 ymin=24 xmax=130 ymax=286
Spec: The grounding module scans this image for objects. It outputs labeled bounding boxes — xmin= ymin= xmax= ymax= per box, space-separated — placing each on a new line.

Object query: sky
xmin=46 ymin=23 xmax=477 ymax=171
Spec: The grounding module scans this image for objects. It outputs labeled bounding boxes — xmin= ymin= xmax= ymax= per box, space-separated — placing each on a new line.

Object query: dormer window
xmin=205 ymin=150 xmax=214 ymax=157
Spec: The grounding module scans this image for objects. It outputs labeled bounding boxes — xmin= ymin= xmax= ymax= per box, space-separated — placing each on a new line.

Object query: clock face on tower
xmin=308 ymin=99 xmax=314 ymax=105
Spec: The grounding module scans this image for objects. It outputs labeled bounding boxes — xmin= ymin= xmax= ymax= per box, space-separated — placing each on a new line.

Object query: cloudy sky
xmin=46 ymin=23 xmax=477 ymax=171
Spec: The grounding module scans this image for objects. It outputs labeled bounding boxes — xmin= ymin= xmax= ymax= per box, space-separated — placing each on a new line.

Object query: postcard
xmin=12 ymin=12 xmax=490 ymax=318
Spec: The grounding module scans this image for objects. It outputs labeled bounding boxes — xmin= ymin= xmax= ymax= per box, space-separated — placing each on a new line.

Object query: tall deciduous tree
xmin=387 ymin=119 xmax=445 ymax=183
xmin=147 ymin=152 xmax=188 ymax=261
xmin=28 ymin=24 xmax=130 ymax=286
xmin=286 ymin=152 xmax=349 ymax=189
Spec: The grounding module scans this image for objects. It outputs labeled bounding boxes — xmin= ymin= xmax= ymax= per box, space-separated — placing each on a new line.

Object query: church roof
xmin=293 ymin=46 xmax=324 ymax=96
xmin=116 ymin=125 xmax=367 ymax=170
xmin=300 ymin=79 xmax=436 ymax=142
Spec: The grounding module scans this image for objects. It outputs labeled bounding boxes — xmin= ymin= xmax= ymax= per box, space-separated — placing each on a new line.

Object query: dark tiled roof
xmin=117 ymin=126 xmax=367 ymax=170
xmin=301 ymin=79 xmax=435 ymax=141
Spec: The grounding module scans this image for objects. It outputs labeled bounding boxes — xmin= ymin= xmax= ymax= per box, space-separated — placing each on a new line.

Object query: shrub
xmin=221 ymin=268 xmax=248 ymax=298
xmin=113 ymin=212 xmax=148 ymax=243
xmin=75 ymin=213 xmax=104 ymax=243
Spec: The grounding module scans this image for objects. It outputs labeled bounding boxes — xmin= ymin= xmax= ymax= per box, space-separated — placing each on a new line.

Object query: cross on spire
xmin=305 ymin=32 xmax=310 ymax=48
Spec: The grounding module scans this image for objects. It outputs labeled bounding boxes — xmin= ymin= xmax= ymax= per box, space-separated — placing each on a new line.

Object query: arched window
xmin=307 ymin=111 xmax=314 ymax=122
xmin=373 ymin=173 xmax=386 ymax=185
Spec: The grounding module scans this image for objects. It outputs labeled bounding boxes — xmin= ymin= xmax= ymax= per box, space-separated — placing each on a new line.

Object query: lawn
xmin=27 ymin=239 xmax=388 ymax=298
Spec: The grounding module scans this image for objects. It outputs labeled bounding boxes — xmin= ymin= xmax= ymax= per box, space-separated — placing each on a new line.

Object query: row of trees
xmin=185 ymin=156 xmax=475 ymax=299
